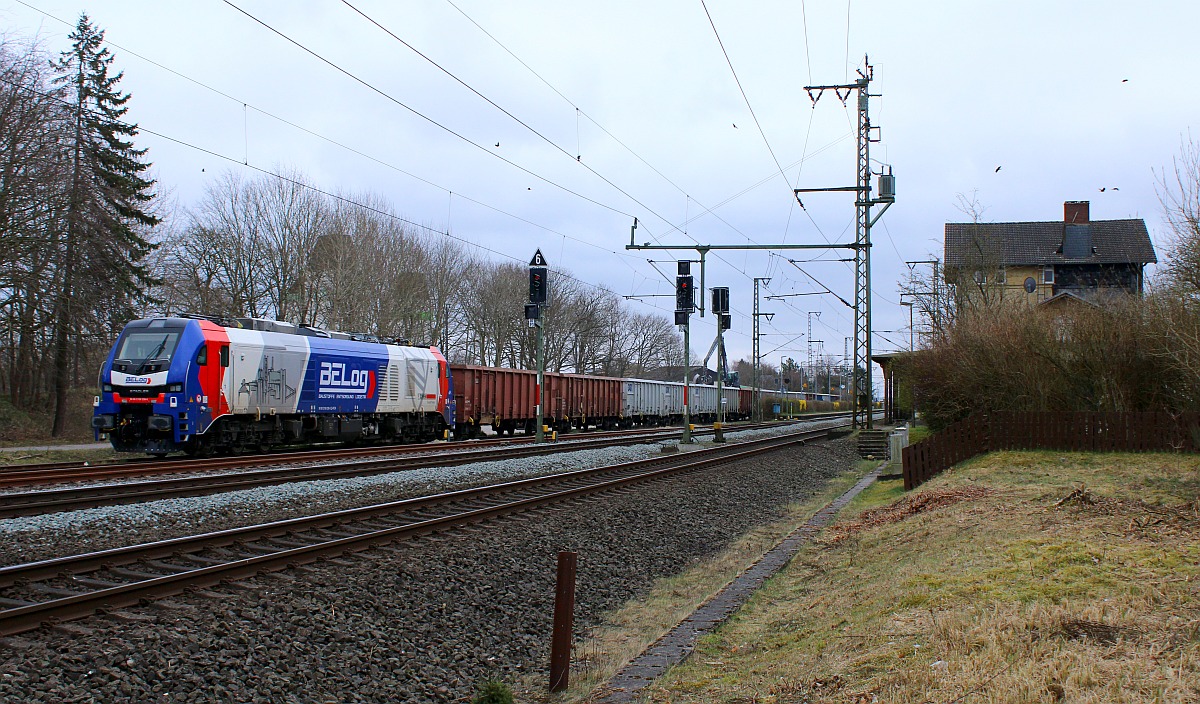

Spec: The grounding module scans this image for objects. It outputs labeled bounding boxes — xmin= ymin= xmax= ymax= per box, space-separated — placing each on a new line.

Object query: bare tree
xmin=252 ymin=168 xmax=327 ymax=323
xmin=1155 ymin=134 xmax=1200 ymax=298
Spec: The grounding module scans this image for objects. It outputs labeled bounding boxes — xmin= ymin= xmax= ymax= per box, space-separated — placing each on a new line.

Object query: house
xmin=944 ymin=201 xmax=1156 ymax=304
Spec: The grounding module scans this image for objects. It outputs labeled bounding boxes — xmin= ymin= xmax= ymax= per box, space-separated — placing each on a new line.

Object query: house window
xmin=1043 ymin=267 xmax=1055 ymax=284
xmin=973 ymin=270 xmax=986 ymax=284
xmin=996 ymin=268 xmax=1006 ymax=284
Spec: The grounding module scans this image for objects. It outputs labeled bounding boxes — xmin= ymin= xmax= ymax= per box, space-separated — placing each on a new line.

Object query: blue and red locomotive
xmin=92 ymin=315 xmax=454 ymax=455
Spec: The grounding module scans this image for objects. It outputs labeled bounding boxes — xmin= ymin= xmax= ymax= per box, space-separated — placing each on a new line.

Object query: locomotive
xmin=92 ymin=315 xmax=453 ymax=455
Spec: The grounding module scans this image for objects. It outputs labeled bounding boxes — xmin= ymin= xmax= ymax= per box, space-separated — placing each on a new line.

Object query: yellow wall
xmin=999 ymin=266 xmax=1054 ymax=304
xmin=958 ymin=266 xmax=1053 ymax=305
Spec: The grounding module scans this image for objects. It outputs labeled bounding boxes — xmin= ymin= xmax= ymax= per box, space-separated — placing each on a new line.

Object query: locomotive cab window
xmin=115 ymin=331 xmax=182 ymax=362
xmin=195 ymin=346 xmax=208 ymax=365
xmin=219 ymin=345 xmax=230 ymax=368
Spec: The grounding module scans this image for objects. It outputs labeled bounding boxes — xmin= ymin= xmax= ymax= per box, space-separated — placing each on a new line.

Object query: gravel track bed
xmin=0 ymin=434 xmax=859 ymax=703
xmin=0 ymin=422 xmax=841 ymax=567
xmin=0 ymin=439 xmax=530 ymax=497
xmin=0 ymin=424 xmax=774 ymax=497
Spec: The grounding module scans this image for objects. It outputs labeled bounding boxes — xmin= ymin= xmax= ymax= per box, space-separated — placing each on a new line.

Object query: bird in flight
xmin=732 ymin=123 xmax=738 ymax=128
xmin=1122 ymin=79 xmax=1129 ymax=83
xmin=495 ymin=142 xmax=500 ymax=147
xmin=1100 ymin=187 xmax=1106 ymax=192
xmin=995 ymin=166 xmax=1002 ymax=173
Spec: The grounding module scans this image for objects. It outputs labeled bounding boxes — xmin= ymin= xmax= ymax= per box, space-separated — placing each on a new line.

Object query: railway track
xmin=0 ymin=413 xmax=854 ymax=488
xmin=0 ymin=424 xmax=838 ymax=637
xmin=0 ymin=420 xmax=846 ymax=519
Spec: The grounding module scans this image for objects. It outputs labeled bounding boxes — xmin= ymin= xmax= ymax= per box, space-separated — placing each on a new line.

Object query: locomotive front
xmin=92 ymin=318 xmax=210 ymax=454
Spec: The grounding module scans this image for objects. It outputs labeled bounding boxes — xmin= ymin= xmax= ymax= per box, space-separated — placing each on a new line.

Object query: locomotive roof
xmin=138 ymin=314 xmax=427 ymax=347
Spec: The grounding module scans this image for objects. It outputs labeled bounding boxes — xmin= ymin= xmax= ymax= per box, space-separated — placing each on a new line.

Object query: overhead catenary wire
xmin=222 ymin=0 xmax=640 ymax=222
xmin=10 ymin=0 xmax=651 ymax=278
xmin=700 ymin=0 xmax=792 ymax=197
xmin=439 ymin=0 xmax=855 ymax=339
xmin=19 ymin=1 xmax=833 ymax=347
xmin=339 ymin=0 xmax=686 ymax=239
xmin=0 ymin=74 xmax=686 ymax=321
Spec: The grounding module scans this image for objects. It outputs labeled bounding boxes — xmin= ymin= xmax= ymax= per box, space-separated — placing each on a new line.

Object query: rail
xmin=0 ymin=425 xmax=841 ymax=636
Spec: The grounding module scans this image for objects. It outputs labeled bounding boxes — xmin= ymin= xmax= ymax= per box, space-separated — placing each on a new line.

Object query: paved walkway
xmin=0 ymin=442 xmax=110 ymax=453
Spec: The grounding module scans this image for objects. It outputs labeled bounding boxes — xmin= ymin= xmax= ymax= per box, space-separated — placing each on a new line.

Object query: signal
xmin=675 ymin=275 xmax=694 ymax=313
xmin=711 ymin=286 xmax=730 ymax=314
xmin=529 ymin=266 xmax=549 ymax=304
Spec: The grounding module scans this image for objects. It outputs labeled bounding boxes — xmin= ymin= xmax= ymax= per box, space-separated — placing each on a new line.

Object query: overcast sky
xmin=4 ymin=0 xmax=1197 ymax=382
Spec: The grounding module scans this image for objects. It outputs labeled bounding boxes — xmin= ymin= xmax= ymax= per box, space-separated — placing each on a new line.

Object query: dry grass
xmin=0 ymin=389 xmax=100 ymax=446
xmin=633 ymin=451 xmax=1200 ymax=703
xmin=516 ymin=463 xmax=881 ymax=702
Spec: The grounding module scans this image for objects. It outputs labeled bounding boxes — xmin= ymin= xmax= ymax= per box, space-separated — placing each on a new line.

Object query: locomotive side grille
xmin=388 ymin=364 xmax=401 ymax=401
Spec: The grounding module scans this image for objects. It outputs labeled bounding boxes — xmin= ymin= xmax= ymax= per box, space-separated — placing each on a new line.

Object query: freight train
xmin=92 ymin=315 xmax=806 ymax=455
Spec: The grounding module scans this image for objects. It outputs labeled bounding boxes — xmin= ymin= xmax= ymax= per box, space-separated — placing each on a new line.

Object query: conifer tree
xmin=48 ymin=14 xmax=159 ymax=435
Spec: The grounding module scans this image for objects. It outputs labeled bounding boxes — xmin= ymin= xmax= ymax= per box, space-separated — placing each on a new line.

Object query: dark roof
xmin=944 ymin=219 xmax=1156 ymax=268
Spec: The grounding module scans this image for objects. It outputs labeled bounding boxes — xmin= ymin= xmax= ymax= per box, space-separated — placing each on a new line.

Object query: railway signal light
xmin=675 ymin=275 xmax=694 ymax=313
xmin=711 ymin=286 xmax=729 ymax=314
xmin=720 ymin=313 xmax=731 ymax=330
xmin=529 ymin=266 xmax=549 ymax=304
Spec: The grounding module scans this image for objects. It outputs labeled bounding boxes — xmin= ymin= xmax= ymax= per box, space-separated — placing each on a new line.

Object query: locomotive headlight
xmin=167 ymin=383 xmax=183 ymax=392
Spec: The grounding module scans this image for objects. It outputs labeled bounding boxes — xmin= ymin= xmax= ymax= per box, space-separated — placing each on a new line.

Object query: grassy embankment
xmin=0 ymin=391 xmax=118 ymax=464
xmin=638 ymin=451 xmax=1200 ymax=702
xmin=521 ymin=448 xmax=1198 ymax=702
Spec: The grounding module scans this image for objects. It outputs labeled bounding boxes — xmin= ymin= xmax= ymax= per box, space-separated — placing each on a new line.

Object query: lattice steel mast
xmin=797 ymin=56 xmax=893 ymax=428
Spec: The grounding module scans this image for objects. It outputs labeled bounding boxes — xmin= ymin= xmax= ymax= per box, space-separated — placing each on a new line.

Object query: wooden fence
xmin=901 ymin=411 xmax=1200 ymax=490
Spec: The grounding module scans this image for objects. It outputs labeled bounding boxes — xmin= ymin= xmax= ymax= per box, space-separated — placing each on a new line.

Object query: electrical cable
xmin=440 ymin=0 xmax=855 ymax=325
xmin=700 ymin=0 xmax=792 ymax=197
xmin=0 ymin=74 xmax=675 ymax=318
xmin=222 ymin=0 xmax=637 ymax=221
xmin=340 ymin=0 xmax=684 ymax=237
xmin=10 ymin=0 xmax=652 ymax=279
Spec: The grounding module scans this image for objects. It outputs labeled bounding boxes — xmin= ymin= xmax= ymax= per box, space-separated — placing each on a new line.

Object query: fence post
xmin=549 ymin=550 xmax=578 ymax=693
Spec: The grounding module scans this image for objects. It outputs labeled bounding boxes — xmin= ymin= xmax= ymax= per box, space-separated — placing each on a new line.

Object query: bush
xmin=907 ymin=294 xmax=1199 ymax=430
xmin=471 ymin=680 xmax=514 ymax=704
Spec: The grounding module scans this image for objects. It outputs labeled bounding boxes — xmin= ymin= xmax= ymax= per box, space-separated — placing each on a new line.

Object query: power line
xmin=443 ymin=0 xmax=841 ymax=254
xmin=700 ymin=0 xmax=792 ymax=197
xmin=11 ymin=0 xmax=651 ymax=276
xmin=437 ymin=0 xmax=853 ymax=328
xmin=340 ymin=0 xmax=684 ymax=238
xmin=221 ymin=0 xmax=637 ymax=222
xmin=0 ymin=74 xmax=676 ymax=319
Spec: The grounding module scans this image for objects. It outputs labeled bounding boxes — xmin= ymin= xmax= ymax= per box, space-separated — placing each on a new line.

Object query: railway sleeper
xmin=143 ymin=560 xmax=196 ymax=574
xmin=107 ymin=567 xmax=173 ymax=581
xmin=28 ymin=583 xmax=89 ymax=598
xmin=69 ymin=576 xmax=125 ymax=589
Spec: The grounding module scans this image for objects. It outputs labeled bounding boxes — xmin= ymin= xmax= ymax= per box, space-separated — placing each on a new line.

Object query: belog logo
xmin=318 ymin=362 xmax=374 ymax=396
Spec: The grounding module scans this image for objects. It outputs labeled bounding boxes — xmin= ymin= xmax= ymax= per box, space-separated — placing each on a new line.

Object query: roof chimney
xmin=1064 ymin=200 xmax=1089 ymax=224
